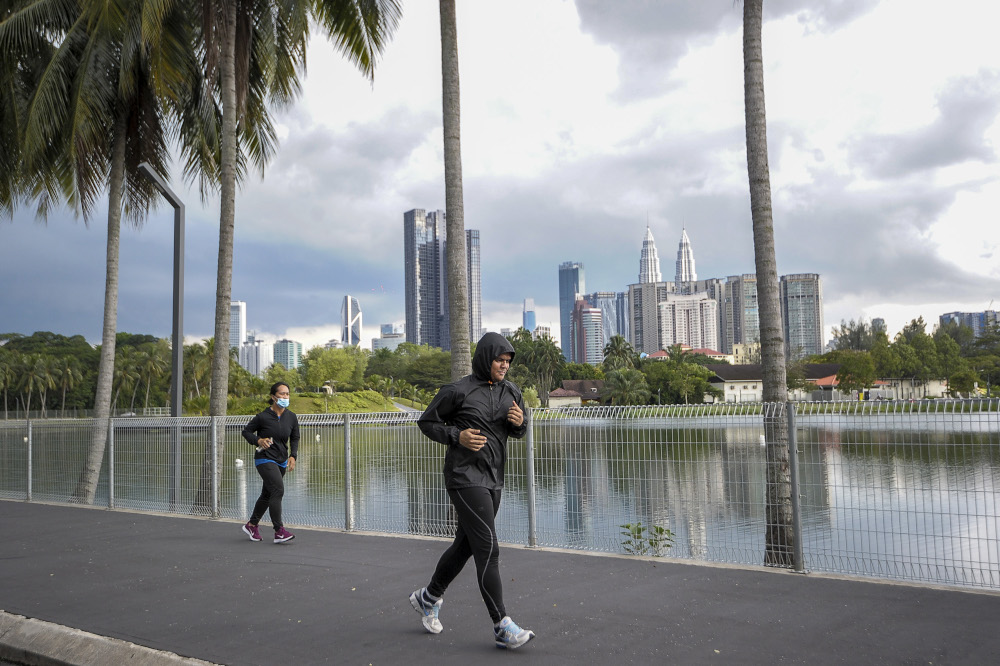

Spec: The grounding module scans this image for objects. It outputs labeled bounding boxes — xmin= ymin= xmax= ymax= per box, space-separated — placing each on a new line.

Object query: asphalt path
xmin=2 ymin=501 xmax=999 ymax=665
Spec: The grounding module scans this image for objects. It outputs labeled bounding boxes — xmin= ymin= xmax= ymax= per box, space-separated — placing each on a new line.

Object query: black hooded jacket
xmin=418 ymin=332 xmax=527 ymax=490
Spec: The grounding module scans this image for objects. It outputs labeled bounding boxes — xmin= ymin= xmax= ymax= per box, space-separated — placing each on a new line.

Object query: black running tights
xmin=427 ymin=486 xmax=505 ymax=623
xmin=249 ymin=462 xmax=286 ymax=529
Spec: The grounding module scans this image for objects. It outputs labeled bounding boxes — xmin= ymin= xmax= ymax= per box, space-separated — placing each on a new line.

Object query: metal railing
xmin=1 ymin=399 xmax=997 ymax=590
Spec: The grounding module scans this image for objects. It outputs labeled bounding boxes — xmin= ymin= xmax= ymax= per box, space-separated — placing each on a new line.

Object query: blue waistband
xmin=255 ymin=458 xmax=288 ymax=468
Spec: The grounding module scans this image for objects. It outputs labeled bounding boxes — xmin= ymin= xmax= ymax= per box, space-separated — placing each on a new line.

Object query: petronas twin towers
xmin=638 ymin=226 xmax=697 ymax=291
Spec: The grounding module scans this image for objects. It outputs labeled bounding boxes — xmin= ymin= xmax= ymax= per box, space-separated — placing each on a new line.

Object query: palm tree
xmin=138 ymin=342 xmax=168 ymax=411
xmin=55 ymin=357 xmax=83 ymax=417
xmin=603 ymin=368 xmax=651 ymax=406
xmin=439 ymin=0 xmax=470 ymax=381
xmin=0 ymin=350 xmax=16 ymax=419
xmin=186 ymin=0 xmax=399 ymax=510
xmin=2 ymin=0 xmax=194 ymax=501
xmin=603 ymin=335 xmax=638 ymax=372
xmin=743 ymin=0 xmax=792 ymax=566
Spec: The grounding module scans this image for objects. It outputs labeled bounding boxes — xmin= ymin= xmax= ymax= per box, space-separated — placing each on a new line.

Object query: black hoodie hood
xmin=472 ymin=332 xmax=516 ymax=382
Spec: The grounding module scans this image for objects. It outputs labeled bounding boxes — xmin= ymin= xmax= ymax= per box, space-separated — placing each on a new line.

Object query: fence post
xmin=786 ymin=403 xmax=806 ymax=573
xmin=25 ymin=421 xmax=32 ymax=502
xmin=344 ymin=414 xmax=354 ymax=531
xmin=210 ymin=417 xmax=219 ymax=517
xmin=108 ymin=419 xmax=115 ymax=509
xmin=235 ymin=458 xmax=247 ymax=520
xmin=211 ymin=418 xmax=219 ymax=518
xmin=525 ymin=408 xmax=537 ymax=548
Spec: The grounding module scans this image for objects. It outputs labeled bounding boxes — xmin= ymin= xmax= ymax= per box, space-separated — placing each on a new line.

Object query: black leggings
xmin=249 ymin=462 xmax=286 ymax=529
xmin=428 ymin=486 xmax=505 ymax=623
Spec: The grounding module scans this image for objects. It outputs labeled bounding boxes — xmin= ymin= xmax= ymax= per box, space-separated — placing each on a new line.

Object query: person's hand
xmin=258 ymin=437 xmax=272 ymax=449
xmin=507 ymin=401 xmax=524 ymax=427
xmin=287 ymin=456 xmax=296 ymax=471
xmin=459 ymin=428 xmax=487 ymax=451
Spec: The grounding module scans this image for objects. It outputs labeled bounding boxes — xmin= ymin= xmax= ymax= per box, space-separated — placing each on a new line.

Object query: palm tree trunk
xmin=196 ymin=2 xmax=239 ymax=512
xmin=439 ymin=0 xmax=471 ymax=381
xmin=73 ymin=111 xmax=128 ymax=504
xmin=743 ymin=0 xmax=792 ymax=566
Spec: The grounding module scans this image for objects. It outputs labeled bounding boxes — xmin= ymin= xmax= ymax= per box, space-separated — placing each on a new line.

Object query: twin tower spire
xmin=639 ymin=226 xmax=697 ymax=289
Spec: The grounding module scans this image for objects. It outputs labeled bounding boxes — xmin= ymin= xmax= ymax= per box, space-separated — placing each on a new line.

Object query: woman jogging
xmin=241 ymin=382 xmax=299 ymax=544
xmin=408 ymin=332 xmax=535 ymax=649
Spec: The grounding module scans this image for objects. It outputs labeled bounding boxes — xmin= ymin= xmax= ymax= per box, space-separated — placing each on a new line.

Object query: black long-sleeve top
xmin=418 ymin=333 xmax=527 ymax=490
xmin=241 ymin=406 xmax=300 ymax=464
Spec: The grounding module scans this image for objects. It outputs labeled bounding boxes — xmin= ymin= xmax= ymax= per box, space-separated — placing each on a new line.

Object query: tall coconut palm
xmin=56 ymin=356 xmax=83 ymax=416
xmin=438 ymin=0 xmax=470 ymax=380
xmin=1 ymin=0 xmax=196 ymax=501
xmin=743 ymin=0 xmax=792 ymax=566
xmin=185 ymin=0 xmax=400 ymax=510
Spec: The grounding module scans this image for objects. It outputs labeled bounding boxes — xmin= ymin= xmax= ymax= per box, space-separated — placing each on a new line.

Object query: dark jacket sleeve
xmin=242 ymin=413 xmax=262 ymax=447
xmin=288 ymin=413 xmax=300 ymax=459
xmin=418 ymin=384 xmax=462 ymax=447
xmin=507 ymin=385 xmax=528 ymax=439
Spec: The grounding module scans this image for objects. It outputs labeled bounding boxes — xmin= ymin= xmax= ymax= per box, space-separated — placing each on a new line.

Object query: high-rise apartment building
xmin=657 ymin=293 xmax=719 ymax=351
xmin=722 ymin=274 xmax=759 ymax=355
xmin=583 ymin=291 xmax=630 ymax=348
xmin=533 ymin=324 xmax=552 ymax=341
xmin=674 ymin=229 xmax=697 ymax=294
xmin=558 ymin=261 xmax=585 ymax=360
xmin=628 ymin=281 xmax=673 ymax=354
xmin=638 ymin=227 xmax=662 ymax=284
xmin=940 ymin=310 xmax=999 ymax=338
xmin=572 ymin=298 xmax=604 ymax=366
xmin=273 ymin=339 xmax=302 ymax=370
xmin=239 ymin=331 xmax=273 ymax=378
xmin=522 ymin=298 xmax=536 ymax=334
xmin=780 ymin=274 xmax=824 ymax=359
xmin=373 ymin=323 xmax=405 ymax=352
xmin=466 ymin=229 xmax=482 ymax=344
xmin=403 ymin=209 xmax=482 ymax=350
xmin=341 ymin=295 xmax=362 ymax=347
xmin=229 ymin=301 xmax=247 ymax=349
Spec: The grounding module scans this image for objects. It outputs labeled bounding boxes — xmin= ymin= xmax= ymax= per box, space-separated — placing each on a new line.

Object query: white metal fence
xmin=1 ymin=400 xmax=997 ymax=590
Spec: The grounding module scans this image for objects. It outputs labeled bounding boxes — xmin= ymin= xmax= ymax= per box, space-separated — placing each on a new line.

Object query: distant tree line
xmin=816 ymin=317 xmax=1000 ymax=397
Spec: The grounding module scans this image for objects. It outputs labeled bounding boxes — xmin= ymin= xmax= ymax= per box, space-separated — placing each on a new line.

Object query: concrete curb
xmin=0 ymin=611 xmax=219 ymax=666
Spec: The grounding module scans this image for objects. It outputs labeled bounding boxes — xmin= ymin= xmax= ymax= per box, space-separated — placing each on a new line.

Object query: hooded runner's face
xmin=491 ymin=353 xmax=512 ymax=383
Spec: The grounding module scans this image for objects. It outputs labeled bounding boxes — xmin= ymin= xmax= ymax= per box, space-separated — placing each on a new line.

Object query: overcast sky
xmin=3 ymin=0 xmax=999 ymax=354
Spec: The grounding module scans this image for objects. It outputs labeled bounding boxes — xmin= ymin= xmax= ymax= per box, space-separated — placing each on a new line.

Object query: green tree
xmin=201 ymin=0 xmax=401 ymax=420
xmin=602 ymin=335 xmax=637 ymax=372
xmin=934 ymin=320 xmax=977 ymax=357
xmin=834 ymin=351 xmax=876 ymax=395
xmin=55 ymin=357 xmax=84 ymax=417
xmin=870 ymin=331 xmax=900 ymax=379
xmin=830 ymin=318 xmax=874 ymax=351
xmin=603 ymin=368 xmax=650 ymax=406
xmin=948 ymin=368 xmax=979 ymax=398
xmin=743 ymin=0 xmax=792 ymax=567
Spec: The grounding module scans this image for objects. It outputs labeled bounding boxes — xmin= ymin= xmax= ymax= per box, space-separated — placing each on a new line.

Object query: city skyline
xmin=2 ymin=1 xmax=998 ymax=353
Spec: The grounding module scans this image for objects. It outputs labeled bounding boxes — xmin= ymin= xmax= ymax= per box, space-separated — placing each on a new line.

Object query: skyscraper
xmin=583 ymin=291 xmax=629 ymax=348
xmin=341 ymin=295 xmax=362 ymax=347
xmin=522 ymin=298 xmax=536 ymax=334
xmin=239 ymin=331 xmax=273 ymax=378
xmin=273 ymin=339 xmax=302 ymax=370
xmin=657 ymin=293 xmax=719 ymax=351
xmin=628 ymin=280 xmax=673 ymax=354
xmin=638 ymin=227 xmax=662 ymax=284
xmin=572 ymin=298 xmax=604 ymax=366
xmin=674 ymin=228 xmax=697 ymax=294
xmin=722 ymin=274 xmax=759 ymax=354
xmin=403 ymin=209 xmax=482 ymax=350
xmin=558 ymin=262 xmax=585 ymax=360
xmin=466 ymin=229 xmax=482 ymax=343
xmin=229 ymin=301 xmax=247 ymax=349
xmin=780 ymin=274 xmax=824 ymax=359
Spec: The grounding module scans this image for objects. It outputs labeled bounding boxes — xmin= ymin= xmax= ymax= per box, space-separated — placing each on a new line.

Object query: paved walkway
xmin=2 ymin=500 xmax=999 ymax=665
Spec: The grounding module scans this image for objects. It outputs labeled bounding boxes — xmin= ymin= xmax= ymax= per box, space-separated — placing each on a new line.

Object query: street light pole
xmin=138 ymin=162 xmax=185 ymax=513
xmin=137 ymin=162 xmax=185 ymax=418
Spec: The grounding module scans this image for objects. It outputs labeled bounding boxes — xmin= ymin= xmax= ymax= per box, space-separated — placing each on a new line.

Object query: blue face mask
xmin=276 ymin=398 xmax=290 ymax=408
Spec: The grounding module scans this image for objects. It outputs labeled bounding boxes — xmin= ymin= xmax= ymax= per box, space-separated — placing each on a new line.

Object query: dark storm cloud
xmin=574 ymin=0 xmax=879 ymax=99
xmin=848 ymin=71 xmax=1000 ymax=179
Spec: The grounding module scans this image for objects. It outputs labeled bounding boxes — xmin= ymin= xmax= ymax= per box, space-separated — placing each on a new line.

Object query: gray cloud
xmin=848 ymin=71 xmax=1000 ymax=178
xmin=574 ymin=0 xmax=880 ymax=100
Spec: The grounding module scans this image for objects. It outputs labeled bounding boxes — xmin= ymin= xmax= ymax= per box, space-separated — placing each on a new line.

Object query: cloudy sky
xmin=3 ymin=0 xmax=999 ymax=353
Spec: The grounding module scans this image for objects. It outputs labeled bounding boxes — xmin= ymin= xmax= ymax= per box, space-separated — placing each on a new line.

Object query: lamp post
xmin=138 ymin=162 xmax=184 ymax=512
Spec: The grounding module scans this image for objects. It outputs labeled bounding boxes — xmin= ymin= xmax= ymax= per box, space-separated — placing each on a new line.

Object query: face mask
xmin=276 ymin=398 xmax=290 ymax=408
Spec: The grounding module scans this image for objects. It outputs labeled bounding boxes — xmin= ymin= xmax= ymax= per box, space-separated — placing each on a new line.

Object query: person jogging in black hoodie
xmin=409 ymin=332 xmax=535 ymax=649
